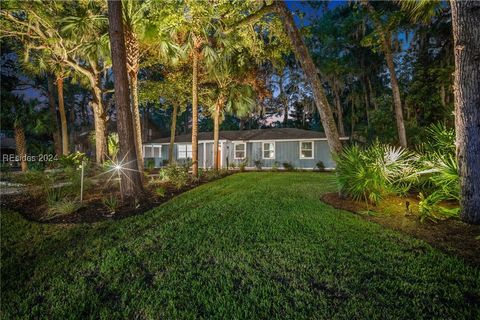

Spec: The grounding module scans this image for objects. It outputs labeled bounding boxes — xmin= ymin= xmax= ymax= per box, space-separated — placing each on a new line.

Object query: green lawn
xmin=1 ymin=172 xmax=479 ymax=319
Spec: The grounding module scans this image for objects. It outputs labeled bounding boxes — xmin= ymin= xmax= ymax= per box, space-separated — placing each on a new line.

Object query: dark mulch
xmin=1 ymin=173 xmax=232 ymax=224
xmin=322 ymin=192 xmax=480 ymax=267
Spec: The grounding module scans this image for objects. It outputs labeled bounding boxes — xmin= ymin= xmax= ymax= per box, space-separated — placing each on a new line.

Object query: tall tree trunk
xmin=125 ymin=27 xmax=144 ymax=173
xmin=451 ymin=0 xmax=480 ymax=224
xmin=47 ymin=75 xmax=62 ymax=156
xmin=129 ymin=73 xmax=144 ymax=172
xmin=367 ymin=77 xmax=378 ymax=110
xmin=440 ymin=84 xmax=446 ymax=108
xmin=333 ymin=80 xmax=345 ymax=136
xmin=362 ymin=80 xmax=370 ymax=126
xmin=107 ymin=0 xmax=143 ymax=198
xmin=191 ymin=36 xmax=201 ymax=176
xmin=213 ymin=94 xmax=226 ymax=171
xmin=14 ymin=123 xmax=27 ymax=172
xmin=168 ymin=103 xmax=178 ymax=164
xmin=363 ymin=0 xmax=407 ymax=147
xmin=91 ymin=86 xmax=107 ymax=164
xmin=275 ymin=1 xmax=342 ymax=155
xmin=56 ymin=76 xmax=69 ymax=155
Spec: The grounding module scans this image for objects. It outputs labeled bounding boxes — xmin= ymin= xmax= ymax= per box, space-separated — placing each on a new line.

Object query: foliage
xmin=238 ymin=158 xmax=248 ymax=172
xmin=155 ymin=186 xmax=166 ymax=198
xmin=102 ymin=195 xmax=119 ymax=214
xmin=46 ymin=198 xmax=82 ymax=219
xmin=107 ymin=133 xmax=120 ymax=160
xmin=335 ymin=142 xmax=416 ymax=205
xmin=1 ymin=174 xmax=479 ymax=319
xmin=254 ymin=160 xmax=263 ymax=170
xmin=272 ymin=161 xmax=280 ymax=171
xmin=316 ymin=161 xmax=325 ymax=172
xmin=282 ymin=162 xmax=295 ymax=171
xmin=57 ymin=152 xmax=86 ymax=169
xmin=159 ymin=164 xmax=190 ymax=190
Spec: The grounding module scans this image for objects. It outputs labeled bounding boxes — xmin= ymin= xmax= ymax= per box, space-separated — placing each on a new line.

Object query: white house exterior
xmin=143 ymin=128 xmax=349 ymax=170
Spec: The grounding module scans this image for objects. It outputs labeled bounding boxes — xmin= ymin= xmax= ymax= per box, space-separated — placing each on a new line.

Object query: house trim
xmin=299 ymin=141 xmax=314 ymax=159
xmin=262 ymin=141 xmax=275 ymax=160
xmin=233 ymin=142 xmax=246 ymax=159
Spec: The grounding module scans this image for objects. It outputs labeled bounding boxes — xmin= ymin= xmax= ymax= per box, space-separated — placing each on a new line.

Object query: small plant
xmin=159 ymin=164 xmax=190 ymax=189
xmin=254 ymin=159 xmax=263 ymax=170
xmin=102 ymin=195 xmax=119 ymax=214
xmin=316 ymin=161 xmax=325 ymax=172
xmin=46 ymin=198 xmax=83 ymax=219
xmin=230 ymin=162 xmax=237 ymax=170
xmin=282 ymin=162 xmax=295 ymax=171
xmin=272 ymin=161 xmax=280 ymax=171
xmin=145 ymin=159 xmax=155 ymax=172
xmin=155 ymin=186 xmax=166 ymax=197
xmin=239 ymin=158 xmax=248 ymax=172
xmin=57 ymin=151 xmax=86 ymax=169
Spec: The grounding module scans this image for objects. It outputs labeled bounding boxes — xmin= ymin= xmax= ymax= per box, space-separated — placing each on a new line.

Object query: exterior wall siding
xmin=144 ymin=139 xmax=337 ymax=169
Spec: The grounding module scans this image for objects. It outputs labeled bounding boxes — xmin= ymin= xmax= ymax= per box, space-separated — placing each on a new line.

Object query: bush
xmin=102 ymin=195 xmax=119 ymax=214
xmin=239 ymin=159 xmax=248 ymax=172
xmin=46 ymin=198 xmax=83 ymax=219
xmin=254 ymin=160 xmax=262 ymax=170
xmin=159 ymin=164 xmax=190 ymax=189
xmin=282 ymin=162 xmax=295 ymax=171
xmin=316 ymin=161 xmax=325 ymax=171
xmin=155 ymin=186 xmax=166 ymax=197
xmin=335 ymin=142 xmax=416 ymax=205
xmin=145 ymin=159 xmax=155 ymax=172
xmin=57 ymin=152 xmax=86 ymax=169
xmin=415 ymin=124 xmax=460 ymax=221
xmin=272 ymin=161 xmax=280 ymax=171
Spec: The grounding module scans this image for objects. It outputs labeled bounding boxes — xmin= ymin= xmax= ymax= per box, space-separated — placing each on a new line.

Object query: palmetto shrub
xmin=415 ymin=124 xmax=460 ymax=221
xmin=335 ymin=141 xmax=416 ymax=205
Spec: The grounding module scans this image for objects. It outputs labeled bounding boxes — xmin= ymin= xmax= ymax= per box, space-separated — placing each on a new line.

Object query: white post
xmin=203 ymin=142 xmax=206 ymax=169
xmin=80 ymin=160 xmax=84 ymax=203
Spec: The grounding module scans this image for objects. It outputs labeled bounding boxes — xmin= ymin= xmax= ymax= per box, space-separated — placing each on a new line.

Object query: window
xmin=234 ymin=142 xmax=246 ymax=159
xmin=300 ymin=141 xmax=314 ymax=159
xmin=143 ymin=145 xmax=161 ymax=158
xmin=177 ymin=144 xmax=192 ymax=159
xmin=262 ymin=142 xmax=275 ymax=159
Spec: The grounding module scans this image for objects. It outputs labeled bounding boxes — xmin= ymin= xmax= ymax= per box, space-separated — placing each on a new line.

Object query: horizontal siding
xmin=144 ymin=139 xmax=336 ymax=169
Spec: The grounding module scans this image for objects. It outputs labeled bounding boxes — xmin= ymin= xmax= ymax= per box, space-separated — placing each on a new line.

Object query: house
xmin=143 ymin=128 xmax=349 ymax=170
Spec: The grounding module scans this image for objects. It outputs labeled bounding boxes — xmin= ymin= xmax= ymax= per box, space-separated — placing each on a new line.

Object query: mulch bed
xmin=1 ymin=173 xmax=232 ymax=224
xmin=322 ymin=192 xmax=480 ymax=267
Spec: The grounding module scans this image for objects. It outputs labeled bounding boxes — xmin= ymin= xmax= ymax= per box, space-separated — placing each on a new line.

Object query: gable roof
xmin=146 ymin=128 xmax=347 ymax=144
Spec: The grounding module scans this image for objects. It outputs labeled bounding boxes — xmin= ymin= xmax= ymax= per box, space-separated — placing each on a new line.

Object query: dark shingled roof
xmin=146 ymin=128 xmax=345 ymax=144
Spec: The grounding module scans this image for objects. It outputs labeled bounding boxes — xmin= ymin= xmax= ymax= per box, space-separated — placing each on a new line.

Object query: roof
xmin=146 ymin=128 xmax=347 ymax=144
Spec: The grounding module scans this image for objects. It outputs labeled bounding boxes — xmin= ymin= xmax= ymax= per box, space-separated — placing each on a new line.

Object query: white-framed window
xmin=234 ymin=142 xmax=246 ymax=159
xmin=299 ymin=141 xmax=314 ymax=159
xmin=143 ymin=145 xmax=161 ymax=158
xmin=177 ymin=144 xmax=192 ymax=159
xmin=262 ymin=142 xmax=275 ymax=159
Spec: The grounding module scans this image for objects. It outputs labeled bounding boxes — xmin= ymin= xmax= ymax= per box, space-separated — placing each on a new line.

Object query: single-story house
xmin=143 ymin=128 xmax=349 ymax=170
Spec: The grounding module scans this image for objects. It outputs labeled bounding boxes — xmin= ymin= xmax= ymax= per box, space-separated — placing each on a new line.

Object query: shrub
xmin=415 ymin=124 xmax=460 ymax=221
xmin=46 ymin=198 xmax=83 ymax=219
xmin=102 ymin=195 xmax=119 ymax=214
xmin=145 ymin=159 xmax=155 ymax=172
xmin=335 ymin=142 xmax=416 ymax=205
xmin=159 ymin=164 xmax=190 ymax=189
xmin=57 ymin=152 xmax=86 ymax=169
xmin=254 ymin=160 xmax=263 ymax=170
xmin=155 ymin=186 xmax=166 ymax=197
xmin=282 ymin=162 xmax=295 ymax=171
xmin=316 ymin=161 xmax=325 ymax=171
xmin=272 ymin=161 xmax=280 ymax=171
xmin=239 ymin=159 xmax=248 ymax=172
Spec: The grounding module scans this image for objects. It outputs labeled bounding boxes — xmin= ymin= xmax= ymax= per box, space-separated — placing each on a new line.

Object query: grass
xmin=1 ymin=172 xmax=479 ymax=319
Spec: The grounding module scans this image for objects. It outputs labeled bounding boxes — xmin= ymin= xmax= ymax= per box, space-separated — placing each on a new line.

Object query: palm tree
xmin=107 ymin=0 xmax=143 ymax=198
xmin=1 ymin=1 xmax=111 ymax=163
xmin=122 ymin=0 xmax=152 ymax=172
